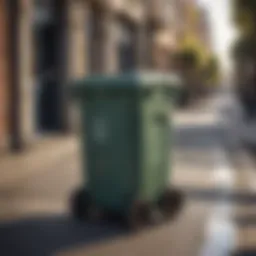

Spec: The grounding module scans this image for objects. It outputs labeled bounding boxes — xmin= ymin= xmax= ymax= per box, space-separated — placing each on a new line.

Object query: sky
xmin=199 ymin=0 xmax=237 ymax=72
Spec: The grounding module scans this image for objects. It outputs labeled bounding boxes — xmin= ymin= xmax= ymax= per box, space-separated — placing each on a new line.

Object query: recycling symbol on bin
xmin=93 ymin=117 xmax=108 ymax=144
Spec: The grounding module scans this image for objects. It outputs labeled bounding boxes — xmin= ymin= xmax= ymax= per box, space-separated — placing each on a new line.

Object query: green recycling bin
xmin=70 ymin=73 xmax=183 ymax=228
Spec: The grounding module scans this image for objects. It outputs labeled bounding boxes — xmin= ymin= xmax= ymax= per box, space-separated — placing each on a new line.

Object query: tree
xmin=232 ymin=0 xmax=256 ymax=35
xmin=174 ymin=48 xmax=200 ymax=70
xmin=204 ymin=55 xmax=220 ymax=85
xmin=231 ymin=37 xmax=256 ymax=117
xmin=231 ymin=34 xmax=256 ymax=61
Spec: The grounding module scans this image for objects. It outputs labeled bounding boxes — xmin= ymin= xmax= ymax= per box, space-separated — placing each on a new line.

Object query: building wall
xmin=68 ymin=0 xmax=89 ymax=132
xmin=68 ymin=0 xmax=151 ymax=76
xmin=0 ymin=0 xmax=8 ymax=150
xmin=147 ymin=0 xmax=177 ymax=71
xmin=68 ymin=0 xmax=88 ymax=78
xmin=174 ymin=0 xmax=197 ymax=43
xmin=18 ymin=0 xmax=35 ymax=146
xmin=103 ymin=11 xmax=119 ymax=74
xmin=2 ymin=0 xmax=175 ymax=151
xmin=86 ymin=4 xmax=119 ymax=74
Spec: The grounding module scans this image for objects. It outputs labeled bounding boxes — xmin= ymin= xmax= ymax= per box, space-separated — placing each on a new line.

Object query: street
xmin=0 ymin=93 xmax=256 ymax=256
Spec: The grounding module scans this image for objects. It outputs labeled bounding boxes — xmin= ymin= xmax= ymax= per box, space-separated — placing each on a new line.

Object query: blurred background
xmin=1 ymin=0 xmax=256 ymax=256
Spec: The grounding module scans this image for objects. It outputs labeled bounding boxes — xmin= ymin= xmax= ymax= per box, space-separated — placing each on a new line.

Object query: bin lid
xmin=70 ymin=72 xmax=183 ymax=98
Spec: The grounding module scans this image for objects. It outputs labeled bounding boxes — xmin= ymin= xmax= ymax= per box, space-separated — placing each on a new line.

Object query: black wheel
xmin=126 ymin=201 xmax=151 ymax=231
xmin=158 ymin=188 xmax=184 ymax=220
xmin=71 ymin=188 xmax=91 ymax=221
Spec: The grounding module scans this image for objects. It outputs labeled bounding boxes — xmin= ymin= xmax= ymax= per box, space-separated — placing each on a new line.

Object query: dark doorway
xmin=118 ymin=19 xmax=137 ymax=73
xmin=33 ymin=0 xmax=68 ymax=133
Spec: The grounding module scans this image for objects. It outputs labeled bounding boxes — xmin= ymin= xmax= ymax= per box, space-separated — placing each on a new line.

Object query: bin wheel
xmin=71 ymin=188 xmax=91 ymax=221
xmin=158 ymin=188 xmax=184 ymax=220
xmin=126 ymin=202 xmax=150 ymax=231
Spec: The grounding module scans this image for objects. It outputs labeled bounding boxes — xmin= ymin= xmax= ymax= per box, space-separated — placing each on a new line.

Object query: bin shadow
xmin=0 ymin=215 xmax=126 ymax=256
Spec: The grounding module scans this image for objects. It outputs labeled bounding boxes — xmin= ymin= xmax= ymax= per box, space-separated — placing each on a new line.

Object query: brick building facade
xmin=0 ymin=0 xmax=8 ymax=151
xmin=1 ymin=0 xmax=176 ymax=154
xmin=18 ymin=0 xmax=35 ymax=148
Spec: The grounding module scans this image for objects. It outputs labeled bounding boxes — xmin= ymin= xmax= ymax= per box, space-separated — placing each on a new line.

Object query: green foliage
xmin=232 ymin=0 xmax=256 ymax=61
xmin=204 ymin=56 xmax=220 ymax=84
xmin=233 ymin=0 xmax=256 ymax=10
xmin=231 ymin=34 xmax=256 ymax=61
xmin=174 ymin=48 xmax=200 ymax=70
xmin=232 ymin=0 xmax=256 ymax=104
xmin=233 ymin=10 xmax=254 ymax=34
xmin=232 ymin=0 xmax=256 ymax=34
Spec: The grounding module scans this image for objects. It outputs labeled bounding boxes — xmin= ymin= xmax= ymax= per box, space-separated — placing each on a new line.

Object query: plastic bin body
xmin=71 ymin=73 xmax=181 ymax=214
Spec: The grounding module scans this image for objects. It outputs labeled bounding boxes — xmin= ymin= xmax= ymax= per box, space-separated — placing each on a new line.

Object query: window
xmin=33 ymin=0 xmax=53 ymax=24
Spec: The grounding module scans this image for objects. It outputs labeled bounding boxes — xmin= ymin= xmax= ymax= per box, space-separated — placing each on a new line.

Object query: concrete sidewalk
xmin=230 ymin=148 xmax=256 ymax=254
xmin=0 ymin=136 xmax=82 ymax=222
xmin=0 ymin=136 xmax=79 ymax=188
